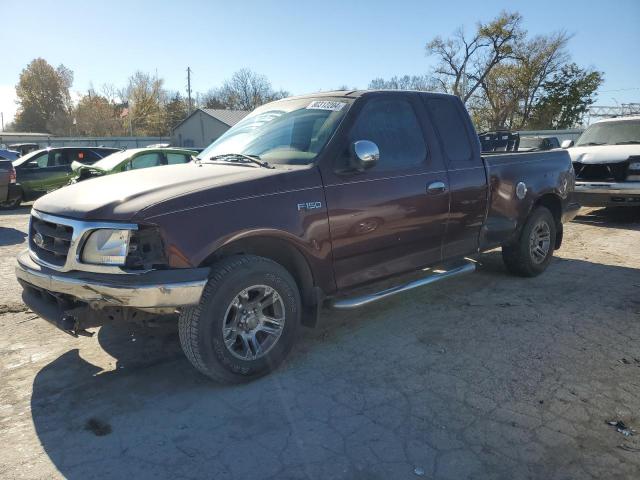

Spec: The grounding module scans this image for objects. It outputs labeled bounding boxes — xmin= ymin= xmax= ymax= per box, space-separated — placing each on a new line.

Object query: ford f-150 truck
xmin=15 ymin=90 xmax=579 ymax=382
xmin=565 ymin=116 xmax=640 ymax=207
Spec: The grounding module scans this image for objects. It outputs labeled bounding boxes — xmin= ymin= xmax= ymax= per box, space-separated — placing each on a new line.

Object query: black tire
xmin=0 ymin=192 xmax=22 ymax=210
xmin=179 ymin=255 xmax=301 ymax=383
xmin=502 ymin=206 xmax=557 ymax=277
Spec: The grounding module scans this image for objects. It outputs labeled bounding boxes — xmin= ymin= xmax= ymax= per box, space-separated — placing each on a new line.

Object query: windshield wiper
xmin=579 ymin=142 xmax=606 ymax=146
xmin=205 ymin=153 xmax=273 ymax=169
xmin=615 ymin=140 xmax=640 ymax=145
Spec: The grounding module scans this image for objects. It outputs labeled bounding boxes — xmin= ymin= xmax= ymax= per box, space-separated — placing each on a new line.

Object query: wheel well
xmin=202 ymin=237 xmax=320 ymax=319
xmin=534 ymin=194 xmax=563 ymax=249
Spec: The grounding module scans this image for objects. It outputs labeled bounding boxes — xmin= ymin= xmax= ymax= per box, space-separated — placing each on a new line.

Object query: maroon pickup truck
xmin=16 ymin=90 xmax=579 ymax=382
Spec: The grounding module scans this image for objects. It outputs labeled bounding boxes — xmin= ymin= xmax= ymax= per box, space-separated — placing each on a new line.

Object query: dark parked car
xmin=16 ymin=90 xmax=578 ymax=382
xmin=9 ymin=143 xmax=39 ymax=156
xmin=6 ymin=147 xmax=120 ymax=208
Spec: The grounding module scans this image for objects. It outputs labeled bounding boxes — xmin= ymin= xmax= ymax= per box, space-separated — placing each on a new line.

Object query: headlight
xmin=81 ymin=229 xmax=132 ymax=265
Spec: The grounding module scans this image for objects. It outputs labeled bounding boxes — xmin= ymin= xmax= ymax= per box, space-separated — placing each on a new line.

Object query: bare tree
xmin=368 ymin=75 xmax=436 ymax=91
xmin=426 ymin=11 xmax=524 ymax=103
xmin=202 ymin=69 xmax=289 ymax=111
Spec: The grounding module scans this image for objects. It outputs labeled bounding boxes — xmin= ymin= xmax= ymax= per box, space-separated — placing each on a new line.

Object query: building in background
xmin=171 ymin=109 xmax=249 ymax=149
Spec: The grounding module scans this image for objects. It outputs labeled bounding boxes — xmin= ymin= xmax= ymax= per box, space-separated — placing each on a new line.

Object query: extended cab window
xmin=426 ymin=98 xmax=473 ymax=164
xmin=347 ymin=97 xmax=427 ymax=172
xmin=50 ymin=151 xmax=70 ymax=166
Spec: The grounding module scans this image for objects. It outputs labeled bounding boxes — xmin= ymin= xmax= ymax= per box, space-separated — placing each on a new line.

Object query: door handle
xmin=426 ymin=181 xmax=447 ymax=194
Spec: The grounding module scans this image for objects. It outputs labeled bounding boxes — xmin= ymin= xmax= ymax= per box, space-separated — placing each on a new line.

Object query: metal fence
xmin=0 ymin=134 xmax=171 ymax=150
xmin=517 ymin=129 xmax=584 ymax=142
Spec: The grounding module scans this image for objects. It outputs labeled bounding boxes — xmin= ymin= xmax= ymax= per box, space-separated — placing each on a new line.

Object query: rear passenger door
xmin=422 ymin=95 xmax=488 ymax=259
xmin=321 ymin=93 xmax=450 ymax=290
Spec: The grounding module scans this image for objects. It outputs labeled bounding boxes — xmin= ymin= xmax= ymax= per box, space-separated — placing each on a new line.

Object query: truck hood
xmin=33 ymin=162 xmax=294 ymax=222
xmin=568 ymin=144 xmax=640 ymax=164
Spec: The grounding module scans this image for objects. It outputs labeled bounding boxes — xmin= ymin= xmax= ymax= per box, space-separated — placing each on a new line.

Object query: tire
xmin=179 ymin=255 xmax=301 ymax=383
xmin=502 ymin=206 xmax=557 ymax=277
xmin=0 ymin=192 xmax=22 ymax=210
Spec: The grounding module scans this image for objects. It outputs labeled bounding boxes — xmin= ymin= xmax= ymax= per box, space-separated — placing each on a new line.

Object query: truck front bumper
xmin=574 ymin=181 xmax=640 ymax=207
xmin=16 ymin=250 xmax=209 ymax=309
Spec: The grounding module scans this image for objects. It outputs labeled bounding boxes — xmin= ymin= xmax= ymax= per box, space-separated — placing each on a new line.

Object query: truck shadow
xmin=0 ymin=227 xmax=27 ymax=246
xmin=572 ymin=207 xmax=640 ymax=231
xmin=28 ymin=253 xmax=640 ymax=479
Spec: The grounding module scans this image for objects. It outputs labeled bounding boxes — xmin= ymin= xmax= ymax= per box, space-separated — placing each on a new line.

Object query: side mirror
xmin=350 ymin=140 xmax=379 ymax=171
xmin=561 ymin=140 xmax=574 ymax=149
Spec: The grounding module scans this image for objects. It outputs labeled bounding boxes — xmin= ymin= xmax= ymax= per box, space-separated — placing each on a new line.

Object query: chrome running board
xmin=330 ymin=262 xmax=476 ymax=310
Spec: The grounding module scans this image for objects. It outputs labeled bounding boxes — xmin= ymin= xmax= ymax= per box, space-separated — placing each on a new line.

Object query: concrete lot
xmin=0 ymin=206 xmax=639 ymax=479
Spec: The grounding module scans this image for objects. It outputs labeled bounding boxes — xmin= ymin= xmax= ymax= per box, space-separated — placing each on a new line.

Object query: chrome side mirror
xmin=561 ymin=140 xmax=574 ymax=149
xmin=351 ymin=140 xmax=379 ymax=171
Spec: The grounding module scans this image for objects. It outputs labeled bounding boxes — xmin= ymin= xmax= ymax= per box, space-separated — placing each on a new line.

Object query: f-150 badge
xmin=297 ymin=201 xmax=322 ymax=211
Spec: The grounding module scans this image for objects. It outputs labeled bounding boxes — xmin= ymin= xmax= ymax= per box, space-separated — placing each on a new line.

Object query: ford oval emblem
xmin=33 ymin=232 xmax=45 ymax=248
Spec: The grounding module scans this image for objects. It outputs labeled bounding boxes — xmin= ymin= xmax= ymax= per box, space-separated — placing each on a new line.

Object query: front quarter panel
xmin=142 ymin=167 xmax=336 ymax=293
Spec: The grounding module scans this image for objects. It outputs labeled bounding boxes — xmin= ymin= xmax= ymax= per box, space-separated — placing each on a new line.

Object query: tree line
xmin=9 ymin=64 xmax=289 ymax=136
xmin=8 ymin=11 xmax=603 ymax=136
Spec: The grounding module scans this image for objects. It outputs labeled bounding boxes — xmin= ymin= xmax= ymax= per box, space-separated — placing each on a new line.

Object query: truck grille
xmin=573 ymin=161 xmax=628 ymax=182
xmin=29 ymin=215 xmax=73 ymax=267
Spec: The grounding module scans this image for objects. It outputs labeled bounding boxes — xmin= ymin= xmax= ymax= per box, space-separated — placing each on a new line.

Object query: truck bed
xmin=480 ymin=149 xmax=575 ymax=250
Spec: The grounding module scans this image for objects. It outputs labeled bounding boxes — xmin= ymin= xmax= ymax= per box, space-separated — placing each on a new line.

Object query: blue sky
xmin=1 ymin=0 xmax=639 ymax=123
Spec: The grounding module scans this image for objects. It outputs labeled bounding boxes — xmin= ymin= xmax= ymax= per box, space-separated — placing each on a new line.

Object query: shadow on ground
xmin=572 ymin=207 xmax=640 ymax=231
xmin=0 ymin=204 xmax=32 ymax=216
xmin=0 ymin=227 xmax=27 ymax=246
xmin=29 ymin=252 xmax=640 ymax=480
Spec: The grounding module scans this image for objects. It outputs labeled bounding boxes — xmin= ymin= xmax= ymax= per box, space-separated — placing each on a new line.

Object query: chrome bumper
xmin=15 ymin=250 xmax=209 ymax=308
xmin=575 ymin=181 xmax=640 ymax=195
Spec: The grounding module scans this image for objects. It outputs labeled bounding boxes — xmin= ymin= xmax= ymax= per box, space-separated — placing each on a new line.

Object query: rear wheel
xmin=0 ymin=192 xmax=22 ymax=210
xmin=178 ymin=255 xmax=301 ymax=383
xmin=502 ymin=206 xmax=556 ymax=277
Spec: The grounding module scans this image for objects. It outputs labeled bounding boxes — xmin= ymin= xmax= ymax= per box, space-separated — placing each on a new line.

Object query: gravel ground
xmin=0 ymin=206 xmax=639 ymax=480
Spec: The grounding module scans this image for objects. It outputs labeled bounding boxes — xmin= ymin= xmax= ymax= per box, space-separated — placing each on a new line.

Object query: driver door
xmin=320 ymin=93 xmax=450 ymax=290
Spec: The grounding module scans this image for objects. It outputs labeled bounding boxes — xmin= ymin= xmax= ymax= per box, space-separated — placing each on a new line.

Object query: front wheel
xmin=179 ymin=255 xmax=301 ymax=383
xmin=502 ymin=206 xmax=557 ymax=277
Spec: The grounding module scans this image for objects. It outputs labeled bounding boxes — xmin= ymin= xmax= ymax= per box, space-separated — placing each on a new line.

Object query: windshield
xmin=576 ymin=119 xmax=640 ymax=146
xmin=198 ymin=97 xmax=352 ymax=165
xmin=13 ymin=149 xmax=48 ymax=166
xmin=89 ymin=150 xmax=133 ymax=170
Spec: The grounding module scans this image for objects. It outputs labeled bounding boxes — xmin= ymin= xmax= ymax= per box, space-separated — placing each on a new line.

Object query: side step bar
xmin=330 ymin=262 xmax=476 ymax=310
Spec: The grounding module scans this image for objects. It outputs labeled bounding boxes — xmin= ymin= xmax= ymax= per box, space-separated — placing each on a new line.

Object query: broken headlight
xmin=124 ymin=227 xmax=168 ymax=270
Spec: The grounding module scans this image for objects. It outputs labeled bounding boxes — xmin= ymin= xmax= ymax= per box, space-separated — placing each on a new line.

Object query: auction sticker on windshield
xmin=306 ymin=100 xmax=347 ymax=111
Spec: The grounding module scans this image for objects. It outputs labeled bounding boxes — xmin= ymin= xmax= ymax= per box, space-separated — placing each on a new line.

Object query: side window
xmin=75 ymin=150 xmax=102 ymax=163
xmin=347 ymin=97 xmax=427 ymax=172
xmin=50 ymin=151 xmax=70 ymax=166
xmin=166 ymin=153 xmax=190 ymax=165
xmin=425 ymin=98 xmax=473 ymax=164
xmin=25 ymin=152 xmax=50 ymax=169
xmin=129 ymin=153 xmax=162 ymax=170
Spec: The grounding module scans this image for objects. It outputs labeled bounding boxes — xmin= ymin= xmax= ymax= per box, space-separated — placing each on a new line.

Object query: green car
xmin=3 ymin=147 xmax=120 ymax=209
xmin=71 ymin=147 xmax=198 ymax=182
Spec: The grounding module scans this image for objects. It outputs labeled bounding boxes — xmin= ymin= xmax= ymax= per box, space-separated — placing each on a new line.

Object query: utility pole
xmin=187 ymin=67 xmax=193 ymax=114
xmin=1 ymin=112 xmax=3 ymax=132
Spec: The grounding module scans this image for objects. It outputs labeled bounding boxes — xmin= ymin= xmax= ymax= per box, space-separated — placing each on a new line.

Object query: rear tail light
xmin=9 ymin=166 xmax=16 ymax=184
